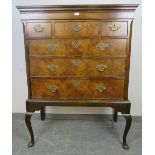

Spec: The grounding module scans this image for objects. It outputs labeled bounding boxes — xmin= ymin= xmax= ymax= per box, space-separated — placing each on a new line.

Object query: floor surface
xmin=12 ymin=114 xmax=142 ymax=155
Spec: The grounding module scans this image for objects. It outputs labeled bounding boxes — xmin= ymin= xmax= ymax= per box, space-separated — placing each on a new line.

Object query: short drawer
xmin=26 ymin=22 xmax=51 ymax=37
xmin=29 ymin=39 xmax=127 ymax=57
xmin=54 ymin=21 xmax=99 ymax=37
xmin=101 ymin=22 xmax=128 ymax=36
xmin=31 ymin=79 xmax=124 ymax=99
xmin=30 ymin=58 xmax=125 ymax=78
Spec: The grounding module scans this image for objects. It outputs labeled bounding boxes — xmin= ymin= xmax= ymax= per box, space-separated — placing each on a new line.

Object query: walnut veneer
xmin=17 ymin=4 xmax=138 ymax=150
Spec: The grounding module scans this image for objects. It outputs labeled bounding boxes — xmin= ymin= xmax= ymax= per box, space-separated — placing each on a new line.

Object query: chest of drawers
xmin=17 ymin=4 xmax=138 ymax=150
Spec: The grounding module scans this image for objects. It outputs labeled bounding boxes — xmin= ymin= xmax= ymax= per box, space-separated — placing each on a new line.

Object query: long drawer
xmin=30 ymin=58 xmax=125 ymax=77
xmin=29 ymin=39 xmax=127 ymax=57
xmin=31 ymin=79 xmax=124 ymax=99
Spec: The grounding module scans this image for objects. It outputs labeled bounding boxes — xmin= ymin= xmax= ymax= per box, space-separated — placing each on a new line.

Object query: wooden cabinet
xmin=17 ymin=4 xmax=138 ymax=149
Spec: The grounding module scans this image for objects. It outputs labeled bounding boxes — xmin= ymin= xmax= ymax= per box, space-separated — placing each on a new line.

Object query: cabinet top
xmin=17 ymin=4 xmax=139 ymax=13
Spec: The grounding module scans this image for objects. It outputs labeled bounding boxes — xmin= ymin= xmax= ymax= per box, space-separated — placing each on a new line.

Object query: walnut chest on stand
xmin=17 ymin=4 xmax=138 ymax=149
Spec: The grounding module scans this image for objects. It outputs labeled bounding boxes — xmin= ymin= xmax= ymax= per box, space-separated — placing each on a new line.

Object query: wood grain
xmin=26 ymin=22 xmax=51 ymax=38
xmin=101 ymin=22 xmax=128 ymax=36
xmin=29 ymin=38 xmax=127 ymax=57
xmin=30 ymin=58 xmax=125 ymax=77
xmin=31 ymin=79 xmax=125 ymax=99
xmin=54 ymin=21 xmax=99 ymax=37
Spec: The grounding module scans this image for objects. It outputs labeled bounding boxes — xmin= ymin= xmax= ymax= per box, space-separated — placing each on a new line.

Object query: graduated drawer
xmin=31 ymin=79 xmax=124 ymax=99
xmin=26 ymin=22 xmax=51 ymax=38
xmin=54 ymin=21 xmax=99 ymax=37
xmin=29 ymin=39 xmax=127 ymax=57
xmin=30 ymin=58 xmax=125 ymax=77
xmin=101 ymin=22 xmax=128 ymax=36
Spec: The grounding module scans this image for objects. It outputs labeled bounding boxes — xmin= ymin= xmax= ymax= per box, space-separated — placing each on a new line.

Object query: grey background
xmin=12 ymin=0 xmax=142 ymax=115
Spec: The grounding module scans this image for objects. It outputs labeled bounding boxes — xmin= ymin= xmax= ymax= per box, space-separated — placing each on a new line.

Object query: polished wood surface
xmin=26 ymin=22 xmax=51 ymax=37
xmin=30 ymin=58 xmax=125 ymax=77
xmin=31 ymin=79 xmax=124 ymax=99
xmin=19 ymin=12 xmax=135 ymax=20
xmin=17 ymin=4 xmax=138 ymax=149
xmin=54 ymin=21 xmax=99 ymax=37
xmin=29 ymin=39 xmax=127 ymax=57
xmin=17 ymin=4 xmax=138 ymax=20
xmin=101 ymin=22 xmax=128 ymax=36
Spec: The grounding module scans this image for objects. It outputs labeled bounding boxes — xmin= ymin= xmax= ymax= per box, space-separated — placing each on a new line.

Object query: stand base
xmin=25 ymin=99 xmax=132 ymax=149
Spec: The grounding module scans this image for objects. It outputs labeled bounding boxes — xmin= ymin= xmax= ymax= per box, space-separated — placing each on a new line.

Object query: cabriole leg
xmin=40 ymin=107 xmax=46 ymax=120
xmin=25 ymin=113 xmax=34 ymax=147
xmin=122 ymin=114 xmax=132 ymax=150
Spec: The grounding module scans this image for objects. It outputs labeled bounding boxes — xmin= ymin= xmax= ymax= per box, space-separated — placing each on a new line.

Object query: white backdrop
xmin=12 ymin=0 xmax=142 ymax=115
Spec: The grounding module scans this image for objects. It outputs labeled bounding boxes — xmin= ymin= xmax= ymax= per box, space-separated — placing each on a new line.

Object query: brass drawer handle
xmin=34 ymin=24 xmax=44 ymax=32
xmin=96 ymin=43 xmax=109 ymax=51
xmin=109 ymin=24 xmax=121 ymax=32
xmin=47 ymin=64 xmax=58 ymax=72
xmin=71 ymin=24 xmax=82 ymax=32
xmin=96 ymin=84 xmax=106 ymax=93
xmin=48 ymin=85 xmax=59 ymax=93
xmin=47 ymin=44 xmax=58 ymax=51
xmin=72 ymin=80 xmax=81 ymax=87
xmin=71 ymin=59 xmax=81 ymax=66
xmin=96 ymin=64 xmax=108 ymax=72
xmin=72 ymin=40 xmax=80 ymax=48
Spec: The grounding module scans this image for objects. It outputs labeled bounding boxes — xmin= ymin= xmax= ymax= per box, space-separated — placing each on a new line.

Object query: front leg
xmin=25 ymin=113 xmax=34 ymax=147
xmin=122 ymin=114 xmax=132 ymax=150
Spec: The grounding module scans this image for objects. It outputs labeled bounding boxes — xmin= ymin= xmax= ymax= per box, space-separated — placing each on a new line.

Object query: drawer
xmin=101 ymin=22 xmax=128 ymax=36
xmin=30 ymin=58 xmax=125 ymax=77
xmin=29 ymin=39 xmax=127 ymax=57
xmin=54 ymin=21 xmax=99 ymax=37
xmin=31 ymin=79 xmax=124 ymax=99
xmin=26 ymin=22 xmax=51 ymax=37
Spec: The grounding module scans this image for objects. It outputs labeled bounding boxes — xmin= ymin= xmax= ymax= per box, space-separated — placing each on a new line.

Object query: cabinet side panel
xmin=22 ymin=22 xmax=31 ymax=98
xmin=124 ymin=20 xmax=133 ymax=99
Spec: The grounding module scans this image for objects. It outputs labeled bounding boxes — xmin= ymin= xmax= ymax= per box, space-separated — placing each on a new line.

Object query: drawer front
xmin=30 ymin=58 xmax=125 ymax=77
xmin=54 ymin=22 xmax=99 ymax=37
xmin=27 ymin=22 xmax=51 ymax=37
xmin=31 ymin=79 xmax=124 ymax=99
xmin=29 ymin=39 xmax=127 ymax=57
xmin=101 ymin=22 xmax=127 ymax=36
